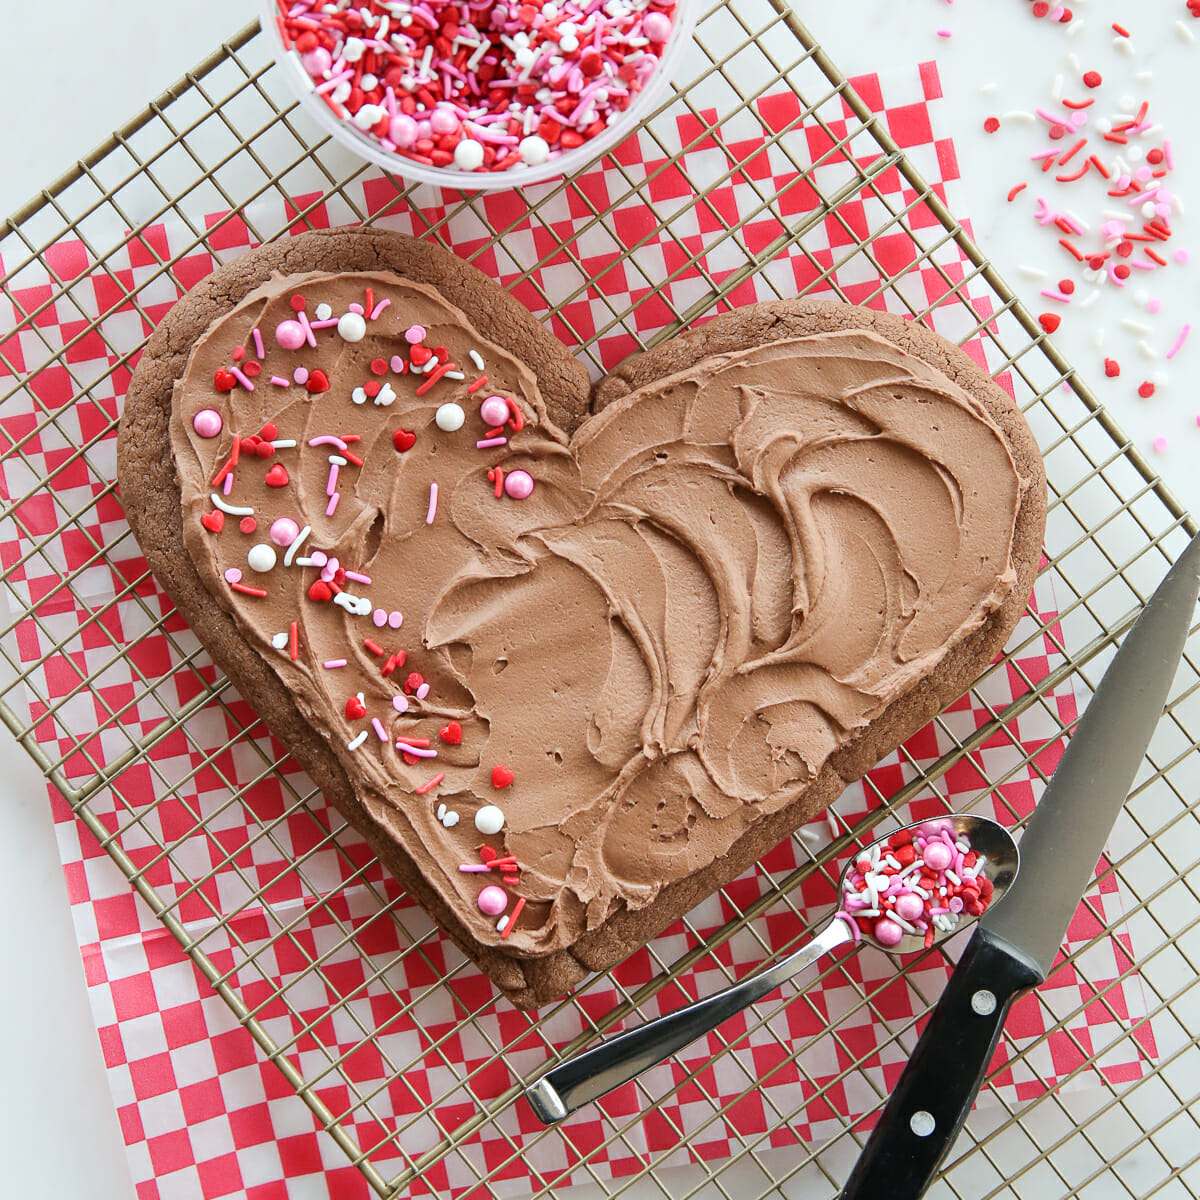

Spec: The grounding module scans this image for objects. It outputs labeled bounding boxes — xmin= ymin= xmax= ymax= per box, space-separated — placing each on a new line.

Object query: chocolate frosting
xmin=171 ymin=271 xmax=1024 ymax=956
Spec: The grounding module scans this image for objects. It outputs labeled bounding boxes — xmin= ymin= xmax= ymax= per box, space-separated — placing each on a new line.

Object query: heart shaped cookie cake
xmin=118 ymin=230 xmax=1045 ymax=1007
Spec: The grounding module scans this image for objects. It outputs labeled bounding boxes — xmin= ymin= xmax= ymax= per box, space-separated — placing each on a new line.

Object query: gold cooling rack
xmin=2 ymin=2 xmax=1199 ymax=1196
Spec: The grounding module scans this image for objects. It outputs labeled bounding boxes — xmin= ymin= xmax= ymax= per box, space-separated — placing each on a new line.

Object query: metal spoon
xmin=524 ymin=814 xmax=1019 ymax=1125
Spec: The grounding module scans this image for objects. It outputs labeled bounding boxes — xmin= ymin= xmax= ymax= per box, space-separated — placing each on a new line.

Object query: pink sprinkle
xmin=372 ymin=718 xmax=388 ymax=742
xmin=344 ymin=571 xmax=372 ymax=584
xmin=223 ymin=568 xmax=242 ymax=584
xmin=1167 ymin=324 xmax=1191 ymax=359
xmin=397 ymin=743 xmax=438 ymax=758
xmin=293 ymin=367 xmax=309 ymax=385
xmin=348 ymin=303 xmax=364 ymax=315
xmin=296 ymin=308 xmax=317 ymax=347
xmin=425 ymin=482 xmax=438 ymax=525
xmin=459 ymin=864 xmax=492 ymax=873
xmin=416 ymin=683 xmax=431 ymax=700
xmin=1040 ymin=288 xmax=1073 ymax=303
xmin=1153 ymin=436 xmax=1169 ymax=453
xmin=326 ymin=493 xmax=340 ymax=516
xmin=936 ymin=28 xmax=951 ymax=37
xmin=1108 ymin=266 xmax=1128 ymax=287
xmin=370 ymin=299 xmax=391 ymax=320
xmin=310 ymin=318 xmax=340 ymax=329
xmin=231 ymin=366 xmax=255 ymax=392
xmin=309 ymin=435 xmax=348 ymax=449
xmin=476 ymin=436 xmax=508 ymax=449
xmin=1147 ymin=298 xmax=1163 ymax=315
xmin=1175 ymin=249 xmax=1190 ymax=264
xmin=252 ymin=328 xmax=265 ymax=359
xmin=1164 ymin=139 xmax=1175 ymax=170
xmin=392 ymin=694 xmax=409 ymax=714
xmin=323 ymin=659 xmax=348 ymax=669
xmin=835 ymin=913 xmax=863 ymax=943
xmin=326 ymin=463 xmax=340 ymax=497
xmin=1031 ymin=149 xmax=1059 ymax=162
xmin=222 ymin=474 xmax=234 ymax=496
xmin=270 ymin=375 xmax=291 ymax=387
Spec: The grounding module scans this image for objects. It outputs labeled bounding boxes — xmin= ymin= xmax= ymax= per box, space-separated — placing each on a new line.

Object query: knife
xmin=839 ymin=530 xmax=1200 ymax=1200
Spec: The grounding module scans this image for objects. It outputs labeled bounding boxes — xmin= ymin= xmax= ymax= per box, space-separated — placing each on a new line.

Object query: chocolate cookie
xmin=118 ymin=229 xmax=1045 ymax=1007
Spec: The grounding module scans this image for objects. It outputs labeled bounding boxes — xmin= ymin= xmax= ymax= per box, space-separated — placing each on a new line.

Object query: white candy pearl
xmin=474 ymin=805 xmax=505 ymax=835
xmin=435 ymin=402 xmax=465 ymax=432
xmin=520 ymin=135 xmax=550 ymax=165
xmin=453 ymin=139 xmax=485 ymax=170
xmin=247 ymin=544 xmax=278 ymax=573
xmin=338 ymin=311 xmax=367 ymax=342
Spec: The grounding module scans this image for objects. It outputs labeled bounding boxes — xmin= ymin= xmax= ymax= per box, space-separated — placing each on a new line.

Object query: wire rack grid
xmin=1 ymin=2 xmax=1199 ymax=1197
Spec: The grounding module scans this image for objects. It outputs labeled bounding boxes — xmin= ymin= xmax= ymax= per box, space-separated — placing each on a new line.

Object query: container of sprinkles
xmin=259 ymin=0 xmax=698 ymax=189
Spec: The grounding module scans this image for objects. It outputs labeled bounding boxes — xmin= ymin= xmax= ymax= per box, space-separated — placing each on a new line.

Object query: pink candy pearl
xmin=269 ymin=518 xmax=300 ymax=547
xmin=923 ymin=841 xmax=954 ymax=872
xmin=276 ymin=319 xmax=306 ymax=350
xmin=504 ymin=469 xmax=535 ymax=500
xmin=405 ymin=324 xmax=427 ymax=345
xmin=643 ymin=11 xmax=672 ymax=40
xmin=872 ymin=917 xmax=904 ymax=947
xmin=192 ymin=408 xmax=223 ymax=438
xmin=478 ymin=886 xmax=508 ymax=916
xmin=894 ymin=893 xmax=924 ymax=922
xmin=390 ymin=114 xmax=418 ymax=149
xmin=429 ymin=107 xmax=459 ymax=135
xmin=479 ymin=396 xmax=510 ymax=426
xmin=301 ymin=47 xmax=332 ymax=75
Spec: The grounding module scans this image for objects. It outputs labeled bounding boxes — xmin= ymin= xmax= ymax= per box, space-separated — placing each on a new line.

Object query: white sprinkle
xmin=1066 ymin=52 xmax=1081 ymax=72
xmin=1001 ymin=110 xmax=1036 ymax=125
xmin=1122 ymin=318 xmax=1153 ymax=335
xmin=1019 ymin=265 xmax=1049 ymax=281
xmin=979 ymin=82 xmax=998 ymax=97
xmin=211 ymin=493 xmax=254 ymax=516
xmin=1139 ymin=340 xmax=1159 ymax=360
xmin=1050 ymin=74 xmax=1062 ymax=101
xmin=284 ymin=525 xmax=310 ymax=567
xmin=496 ymin=915 xmax=509 ymax=932
xmin=946 ymin=869 xmax=962 ymax=886
xmin=1177 ymin=20 xmax=1195 ymax=44
xmin=271 ymin=439 xmax=298 ymax=449
xmin=1114 ymin=34 xmax=1133 ymax=54
xmin=1080 ymin=290 xmax=1101 ymax=310
xmin=271 ymin=632 xmax=289 ymax=650
xmin=328 ymin=454 xmax=348 ymax=466
xmin=469 ymin=349 xmax=485 ymax=371
xmin=955 ymin=839 xmax=970 ymax=853
xmin=890 ymin=913 xmax=918 ymax=935
xmin=442 ymin=811 xmax=460 ymax=827
xmin=1067 ymin=17 xmax=1084 ymax=37
xmin=437 ymin=803 xmax=447 ymax=820
xmin=444 ymin=371 xmax=466 ymax=381
xmin=1091 ymin=328 xmax=1106 ymax=348
xmin=347 ymin=731 xmax=369 ymax=751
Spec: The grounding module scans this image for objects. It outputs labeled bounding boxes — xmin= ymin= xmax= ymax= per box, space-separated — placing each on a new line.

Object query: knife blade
xmin=839 ymin=530 xmax=1200 ymax=1200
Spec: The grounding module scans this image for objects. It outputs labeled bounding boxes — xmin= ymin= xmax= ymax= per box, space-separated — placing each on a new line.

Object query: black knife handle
xmin=840 ymin=927 xmax=1044 ymax=1200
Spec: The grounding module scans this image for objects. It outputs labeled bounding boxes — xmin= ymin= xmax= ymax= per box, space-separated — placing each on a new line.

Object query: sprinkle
xmin=416 ymin=773 xmax=445 ymax=795
xmin=211 ymin=494 xmax=254 ymax=516
xmin=1139 ymin=381 xmax=1157 ymax=398
xmin=395 ymin=736 xmax=431 ymax=748
xmin=309 ymin=435 xmax=348 ymax=450
xmin=1122 ymin=318 xmax=1153 ymax=335
xmin=271 ymin=375 xmax=290 ymax=387
xmin=231 ymin=582 xmax=269 ymax=597
xmin=500 ymin=896 xmax=526 ymax=940
xmin=1007 ymin=183 xmax=1028 ymax=202
xmin=289 ymin=621 xmax=299 ymax=661
xmin=326 ymin=493 xmax=340 ymax=517
xmin=344 ymin=571 xmax=372 ymax=585
xmin=231 ymin=366 xmax=255 ymax=392
xmin=397 ymin=743 xmax=438 ymax=758
xmin=476 ymin=436 xmax=508 ymax=449
xmin=467 ymin=375 xmax=489 ymax=394
xmin=364 ymin=639 xmax=385 ymax=656
xmin=252 ymin=328 xmax=265 ymax=359
xmin=370 ymin=298 xmax=391 ymax=320
xmin=283 ymin=525 xmax=310 ymax=567
xmin=459 ymin=864 xmax=492 ymax=873
xmin=469 ymin=350 xmax=485 ymax=371
xmin=323 ymin=659 xmax=348 ymax=669
xmin=348 ymin=731 xmax=369 ymax=751
xmin=372 ymin=717 xmax=388 ymax=743
xmin=1166 ymin=324 xmax=1191 ymax=359
xmin=1041 ymin=288 xmax=1073 ymax=303
xmin=426 ymin=483 xmax=439 ymax=525
xmin=1153 ymin=435 xmax=1168 ymax=453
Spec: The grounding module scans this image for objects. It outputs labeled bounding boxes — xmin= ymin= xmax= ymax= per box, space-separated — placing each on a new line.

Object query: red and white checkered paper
xmin=0 ymin=60 xmax=1158 ymax=1200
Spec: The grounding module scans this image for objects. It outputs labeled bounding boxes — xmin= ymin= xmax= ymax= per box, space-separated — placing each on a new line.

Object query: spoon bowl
xmin=844 ymin=814 xmax=1019 ymax=955
xmin=525 ymin=814 xmax=1019 ymax=1125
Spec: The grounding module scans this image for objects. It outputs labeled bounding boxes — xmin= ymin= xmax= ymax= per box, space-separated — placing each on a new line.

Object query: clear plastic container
xmin=258 ymin=0 xmax=698 ymax=191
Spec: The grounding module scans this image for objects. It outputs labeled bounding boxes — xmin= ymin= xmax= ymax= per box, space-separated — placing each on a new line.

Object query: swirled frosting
xmin=171 ymin=271 xmax=1024 ymax=956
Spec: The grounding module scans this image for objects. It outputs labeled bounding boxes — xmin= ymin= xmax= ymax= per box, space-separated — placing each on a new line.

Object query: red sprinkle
xmin=500 ymin=896 xmax=526 ymax=940
xmin=1104 ymin=358 xmax=1122 ymax=378
xmin=363 ymin=639 xmax=385 ymax=656
xmin=416 ymin=773 xmax=445 ymax=795
xmin=231 ymin=583 xmax=269 ymax=598
xmin=1007 ymin=183 xmax=1028 ymax=202
xmin=239 ymin=516 xmax=257 ymax=534
xmin=289 ymin=621 xmax=299 ymax=661
xmin=1112 ymin=22 xmax=1130 ymax=36
xmin=1039 ymin=312 xmax=1062 ymax=333
xmin=983 ymin=116 xmax=1001 ymax=134
xmin=1082 ymin=70 xmax=1103 ymax=88
xmin=1138 ymin=381 xmax=1156 ymax=398
xmin=1059 ymin=279 xmax=1076 ymax=294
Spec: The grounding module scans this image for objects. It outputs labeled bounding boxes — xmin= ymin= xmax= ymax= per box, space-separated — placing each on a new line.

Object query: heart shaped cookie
xmin=118 ymin=231 xmax=1044 ymax=1007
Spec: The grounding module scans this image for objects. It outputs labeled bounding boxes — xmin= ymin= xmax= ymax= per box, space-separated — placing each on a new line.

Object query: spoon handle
xmin=525 ymin=918 xmax=854 ymax=1124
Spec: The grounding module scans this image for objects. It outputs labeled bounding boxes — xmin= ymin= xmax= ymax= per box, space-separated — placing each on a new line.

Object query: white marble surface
xmin=0 ymin=2 xmax=1195 ymax=1198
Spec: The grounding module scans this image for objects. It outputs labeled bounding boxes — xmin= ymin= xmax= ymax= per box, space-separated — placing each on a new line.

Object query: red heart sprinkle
xmin=432 ymin=346 xmax=449 ymax=363
xmin=480 ymin=846 xmax=498 ymax=863
xmin=200 ymin=510 xmax=225 ymax=533
xmin=306 ymin=369 xmax=330 ymax=394
xmin=345 ymin=696 xmax=366 ymax=719
xmin=1039 ymin=312 xmax=1061 ymax=333
xmin=1104 ymin=358 xmax=1121 ymax=377
xmin=402 ymin=751 xmax=420 ymax=765
xmin=439 ymin=721 xmax=463 ymax=745
xmin=309 ymin=580 xmax=333 ymax=602
xmin=393 ymin=428 xmax=417 ymax=452
xmin=409 ymin=344 xmax=433 ymax=366
xmin=261 ymin=423 xmax=278 ymax=441
xmin=213 ymin=368 xmax=236 ymax=393
xmin=265 ymin=464 xmax=289 ymax=487
xmin=239 ymin=517 xmax=257 ymax=534
xmin=491 ymin=765 xmax=514 ymax=789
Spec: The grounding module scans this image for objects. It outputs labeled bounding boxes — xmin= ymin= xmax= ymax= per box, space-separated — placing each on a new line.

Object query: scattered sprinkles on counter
xmin=978 ymin=13 xmax=1193 ymax=457
xmin=834 ymin=819 xmax=996 ymax=951
xmin=194 ymin=281 xmax=538 ymax=942
xmin=272 ymin=0 xmax=680 ymax=174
